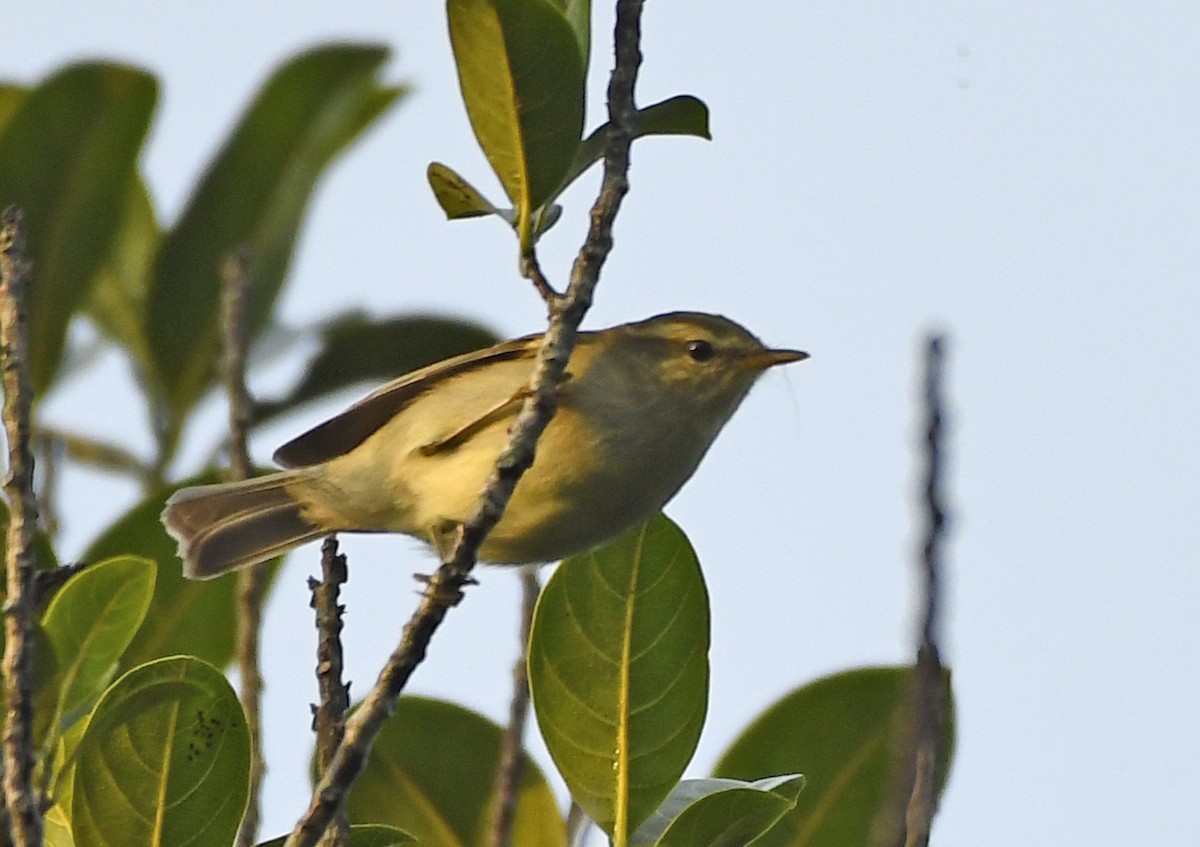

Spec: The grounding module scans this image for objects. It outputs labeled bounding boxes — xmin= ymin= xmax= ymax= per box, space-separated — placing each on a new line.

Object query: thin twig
xmin=489 ymin=566 xmax=542 ymax=847
xmin=878 ymin=335 xmax=951 ymax=847
xmin=310 ymin=538 xmax=351 ymax=847
xmin=521 ymin=252 xmax=561 ymax=306
xmin=281 ymin=5 xmax=646 ymax=844
xmin=0 ymin=207 xmax=44 ymax=847
xmin=225 ymin=248 xmax=268 ymax=847
xmin=35 ymin=433 xmax=61 ymax=538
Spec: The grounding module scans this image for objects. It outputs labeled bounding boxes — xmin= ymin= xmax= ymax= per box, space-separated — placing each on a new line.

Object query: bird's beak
xmin=745 ymin=348 xmax=810 ymax=371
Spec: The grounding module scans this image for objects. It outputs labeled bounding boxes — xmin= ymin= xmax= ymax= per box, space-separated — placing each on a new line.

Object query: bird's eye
xmin=687 ymin=339 xmax=715 ymax=362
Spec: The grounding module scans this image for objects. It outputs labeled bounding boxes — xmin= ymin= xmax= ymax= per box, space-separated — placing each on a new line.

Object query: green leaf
xmin=257 ymin=823 xmax=418 ymax=847
xmin=83 ymin=473 xmax=280 ymax=672
xmin=427 ymin=161 xmax=501 ymax=219
xmin=528 ymin=514 xmax=710 ymax=841
xmin=251 ymin=312 xmax=500 ymax=428
xmin=632 ymin=775 xmax=805 ymax=847
xmin=427 ymin=160 xmax=564 ymax=241
xmin=69 ymin=656 xmax=250 ymax=847
xmin=558 ymin=95 xmax=710 ymax=201
xmin=43 ymin=803 xmax=74 ymax=847
xmin=339 ymin=695 xmax=565 ymax=847
xmin=0 ymin=62 xmax=157 ymax=395
xmin=37 ymin=556 xmax=156 ymax=752
xmin=553 ymin=0 xmax=591 ymax=68
xmin=0 ymin=84 xmax=28 ymax=135
xmin=85 ymin=173 xmax=160 ymax=371
xmin=447 ymin=0 xmax=585 ymax=246
xmin=143 ymin=44 xmax=405 ymax=445
xmin=711 ymin=667 xmax=956 ymax=847
xmin=45 ymin=718 xmax=89 ymax=847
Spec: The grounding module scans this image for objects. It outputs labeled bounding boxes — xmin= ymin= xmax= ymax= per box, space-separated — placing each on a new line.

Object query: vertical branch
xmin=224 ymin=248 xmax=268 ymax=847
xmin=282 ymin=4 xmax=647 ymax=845
xmin=488 ymin=566 xmax=542 ymax=847
xmin=0 ymin=207 xmax=43 ymax=847
xmin=310 ymin=538 xmax=351 ymax=847
xmin=878 ymin=335 xmax=951 ymax=847
xmin=903 ymin=335 xmax=950 ymax=847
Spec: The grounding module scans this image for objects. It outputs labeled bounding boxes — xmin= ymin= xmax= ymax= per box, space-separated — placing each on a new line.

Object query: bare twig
xmin=0 ymin=207 xmax=44 ymax=847
xmin=489 ymin=566 xmax=541 ymax=847
xmin=223 ymin=248 xmax=255 ymax=482
xmin=521 ymin=252 xmax=561 ymax=306
xmin=310 ymin=538 xmax=351 ymax=847
xmin=877 ymin=335 xmax=951 ymax=847
xmin=224 ymin=248 xmax=268 ymax=847
xmin=282 ymin=5 xmax=647 ymax=844
xmin=35 ymin=433 xmax=61 ymax=538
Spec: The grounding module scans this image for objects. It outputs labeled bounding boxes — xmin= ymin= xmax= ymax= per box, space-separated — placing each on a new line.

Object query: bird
xmin=162 ymin=311 xmax=807 ymax=579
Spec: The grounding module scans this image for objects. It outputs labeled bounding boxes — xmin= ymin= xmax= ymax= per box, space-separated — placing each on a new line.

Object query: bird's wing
xmin=273 ymin=333 xmax=541 ymax=468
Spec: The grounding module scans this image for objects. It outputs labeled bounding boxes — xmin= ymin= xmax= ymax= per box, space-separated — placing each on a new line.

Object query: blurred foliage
xmin=339 ymin=696 xmax=566 ymax=847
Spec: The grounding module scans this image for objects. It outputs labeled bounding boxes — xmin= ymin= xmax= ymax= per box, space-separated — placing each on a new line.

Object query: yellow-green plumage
xmin=162 ymin=312 xmax=807 ymax=579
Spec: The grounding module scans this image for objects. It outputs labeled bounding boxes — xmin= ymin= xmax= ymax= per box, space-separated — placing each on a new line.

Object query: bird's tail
xmin=162 ymin=471 xmax=325 ymax=580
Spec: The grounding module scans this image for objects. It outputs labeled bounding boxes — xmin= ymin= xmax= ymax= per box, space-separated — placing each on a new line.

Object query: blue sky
xmin=6 ymin=2 xmax=1200 ymax=843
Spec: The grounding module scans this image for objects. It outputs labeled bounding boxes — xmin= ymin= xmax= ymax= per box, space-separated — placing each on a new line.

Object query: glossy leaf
xmin=257 ymin=823 xmax=417 ymax=847
xmin=558 ymin=95 xmax=711 ymax=202
xmin=143 ymin=44 xmax=405 ymax=442
xmin=83 ymin=473 xmax=280 ymax=672
xmin=38 ymin=556 xmax=156 ymax=750
xmin=427 ymin=161 xmax=501 ymax=220
xmin=0 ymin=62 xmax=157 ymax=394
xmin=632 ymin=775 xmax=805 ymax=847
xmin=712 ymin=667 xmax=956 ymax=847
xmin=70 ymin=656 xmax=250 ymax=847
xmin=528 ymin=514 xmax=710 ymax=840
xmin=251 ymin=311 xmax=499 ymax=428
xmin=447 ymin=0 xmax=585 ymax=245
xmin=85 ymin=173 xmax=160 ymax=370
xmin=340 ymin=695 xmax=565 ymax=847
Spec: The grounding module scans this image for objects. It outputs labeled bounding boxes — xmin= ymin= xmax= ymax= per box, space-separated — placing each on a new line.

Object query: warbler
xmin=162 ymin=311 xmax=807 ymax=579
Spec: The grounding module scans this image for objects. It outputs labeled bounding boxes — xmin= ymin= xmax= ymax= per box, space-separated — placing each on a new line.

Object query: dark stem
xmin=281 ymin=4 xmax=647 ymax=844
xmin=224 ymin=248 xmax=268 ymax=847
xmin=0 ymin=207 xmax=44 ymax=847
xmin=488 ymin=567 xmax=541 ymax=847
xmin=878 ymin=334 xmax=951 ymax=847
xmin=310 ymin=537 xmax=351 ymax=847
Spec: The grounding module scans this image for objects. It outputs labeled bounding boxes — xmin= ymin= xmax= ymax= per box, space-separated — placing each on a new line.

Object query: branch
xmin=282 ymin=4 xmax=647 ymax=844
xmin=0 ymin=207 xmax=44 ymax=847
xmin=224 ymin=248 xmax=268 ymax=847
xmin=310 ymin=538 xmax=351 ymax=847
xmin=488 ymin=567 xmax=541 ymax=847
xmin=877 ymin=334 xmax=951 ymax=847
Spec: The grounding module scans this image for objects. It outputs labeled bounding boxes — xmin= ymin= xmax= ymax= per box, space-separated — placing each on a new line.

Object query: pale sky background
xmin=6 ymin=2 xmax=1200 ymax=844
